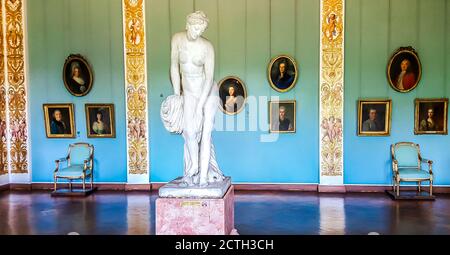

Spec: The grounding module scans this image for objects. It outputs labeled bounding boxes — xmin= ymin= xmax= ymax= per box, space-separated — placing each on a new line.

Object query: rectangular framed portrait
xmin=357 ymin=99 xmax=392 ymax=136
xmin=43 ymin=104 xmax=76 ymax=138
xmin=269 ymin=100 xmax=296 ymax=133
xmin=414 ymin=98 xmax=448 ymax=135
xmin=85 ymin=104 xmax=116 ymax=138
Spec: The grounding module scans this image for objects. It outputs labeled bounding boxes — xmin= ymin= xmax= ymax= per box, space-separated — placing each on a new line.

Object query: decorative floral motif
xmin=123 ymin=0 xmax=149 ymax=175
xmin=0 ymin=0 xmax=28 ymax=173
xmin=0 ymin=2 xmax=7 ymax=176
xmin=320 ymin=0 xmax=344 ymax=177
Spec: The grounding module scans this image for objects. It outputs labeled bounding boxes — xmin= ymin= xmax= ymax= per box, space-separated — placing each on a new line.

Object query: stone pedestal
xmin=156 ymin=185 xmax=235 ymax=235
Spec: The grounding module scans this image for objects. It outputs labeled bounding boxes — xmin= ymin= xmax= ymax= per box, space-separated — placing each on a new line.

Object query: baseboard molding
xmin=318 ymin=185 xmax=346 ymax=193
xmin=151 ymin=183 xmax=319 ymax=192
xmin=233 ymin=184 xmax=319 ymax=192
xmin=0 ymin=184 xmax=9 ymax=192
xmin=125 ymin=184 xmax=151 ymax=191
xmin=9 ymin=183 xmax=32 ymax=191
xmin=3 ymin=182 xmax=450 ymax=194
xmin=30 ymin=183 xmax=128 ymax=191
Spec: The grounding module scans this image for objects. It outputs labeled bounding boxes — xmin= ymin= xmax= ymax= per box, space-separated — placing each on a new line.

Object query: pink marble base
xmin=156 ymin=186 xmax=235 ymax=235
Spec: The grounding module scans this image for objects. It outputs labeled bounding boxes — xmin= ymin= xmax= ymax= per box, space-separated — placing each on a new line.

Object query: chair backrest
xmin=391 ymin=142 xmax=420 ymax=168
xmin=68 ymin=143 xmax=93 ymax=166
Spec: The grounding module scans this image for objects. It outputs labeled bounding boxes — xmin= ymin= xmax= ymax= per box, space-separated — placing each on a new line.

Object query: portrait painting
xmin=85 ymin=104 xmax=116 ymax=138
xmin=43 ymin=104 xmax=75 ymax=138
xmin=415 ymin=98 xmax=448 ymax=135
xmin=63 ymin=54 xmax=94 ymax=97
xmin=358 ymin=99 xmax=392 ymax=136
xmin=218 ymin=76 xmax=247 ymax=115
xmin=269 ymin=100 xmax=296 ymax=133
xmin=268 ymin=55 xmax=298 ymax=93
xmin=387 ymin=47 xmax=422 ymax=93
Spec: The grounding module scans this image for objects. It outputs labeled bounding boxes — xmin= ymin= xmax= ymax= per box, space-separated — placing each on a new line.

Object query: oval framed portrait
xmin=218 ymin=76 xmax=247 ymax=115
xmin=268 ymin=55 xmax=298 ymax=93
xmin=63 ymin=54 xmax=94 ymax=97
xmin=387 ymin=47 xmax=422 ymax=93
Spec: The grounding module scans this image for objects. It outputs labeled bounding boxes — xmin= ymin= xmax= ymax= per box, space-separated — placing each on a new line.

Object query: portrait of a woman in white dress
xmin=218 ymin=76 xmax=247 ymax=115
xmin=85 ymin=104 xmax=115 ymax=138
xmin=63 ymin=54 xmax=93 ymax=97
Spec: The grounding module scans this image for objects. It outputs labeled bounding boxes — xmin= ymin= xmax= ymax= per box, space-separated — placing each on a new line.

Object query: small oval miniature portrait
xmin=218 ymin=76 xmax=247 ymax=115
xmin=387 ymin=47 xmax=421 ymax=93
xmin=268 ymin=55 xmax=298 ymax=93
xmin=63 ymin=54 xmax=94 ymax=97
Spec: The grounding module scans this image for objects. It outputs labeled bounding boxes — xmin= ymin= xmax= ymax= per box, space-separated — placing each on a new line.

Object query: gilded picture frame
xmin=414 ymin=98 xmax=448 ymax=135
xmin=387 ymin=47 xmax=422 ymax=93
xmin=218 ymin=76 xmax=247 ymax=115
xmin=357 ymin=99 xmax=392 ymax=136
xmin=269 ymin=100 xmax=296 ymax=133
xmin=268 ymin=55 xmax=299 ymax=93
xmin=43 ymin=104 xmax=76 ymax=138
xmin=63 ymin=54 xmax=94 ymax=97
xmin=85 ymin=104 xmax=116 ymax=138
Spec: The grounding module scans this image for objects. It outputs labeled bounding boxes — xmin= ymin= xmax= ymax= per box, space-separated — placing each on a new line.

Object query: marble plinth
xmin=159 ymin=176 xmax=231 ymax=199
xmin=156 ymin=185 xmax=235 ymax=235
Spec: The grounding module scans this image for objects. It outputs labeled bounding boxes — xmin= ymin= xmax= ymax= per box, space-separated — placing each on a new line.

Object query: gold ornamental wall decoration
xmin=319 ymin=0 xmax=345 ymax=181
xmin=122 ymin=0 xmax=149 ymax=176
xmin=3 ymin=0 xmax=28 ymax=174
xmin=0 ymin=0 xmax=7 ymax=176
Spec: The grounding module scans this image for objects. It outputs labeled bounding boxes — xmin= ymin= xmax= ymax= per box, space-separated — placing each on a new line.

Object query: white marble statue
xmin=161 ymin=11 xmax=225 ymax=188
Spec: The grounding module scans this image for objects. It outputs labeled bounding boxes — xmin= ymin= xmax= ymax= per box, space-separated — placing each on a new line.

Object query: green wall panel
xmin=147 ymin=0 xmax=320 ymax=183
xmin=28 ymin=0 xmax=127 ymax=182
xmin=345 ymin=0 xmax=450 ymax=185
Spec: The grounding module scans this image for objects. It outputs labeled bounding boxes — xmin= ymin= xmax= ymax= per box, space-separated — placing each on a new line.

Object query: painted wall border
xmin=319 ymin=0 xmax=345 ymax=185
xmin=122 ymin=0 xmax=150 ymax=184
xmin=0 ymin=0 xmax=8 ymax=179
xmin=0 ymin=0 xmax=30 ymax=184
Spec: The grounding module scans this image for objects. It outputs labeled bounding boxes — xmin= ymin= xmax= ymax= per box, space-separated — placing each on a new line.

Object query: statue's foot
xmin=181 ymin=176 xmax=193 ymax=186
xmin=199 ymin=177 xmax=209 ymax=187
xmin=192 ymin=175 xmax=200 ymax=185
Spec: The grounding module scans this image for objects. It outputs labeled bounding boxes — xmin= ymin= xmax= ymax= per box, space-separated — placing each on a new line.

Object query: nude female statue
xmin=161 ymin=11 xmax=224 ymax=186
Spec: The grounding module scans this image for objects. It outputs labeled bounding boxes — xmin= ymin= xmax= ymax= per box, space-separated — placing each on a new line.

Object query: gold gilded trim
xmin=4 ymin=0 xmax=28 ymax=174
xmin=320 ymin=0 xmax=344 ymax=178
xmin=0 ymin=1 xmax=7 ymax=175
xmin=123 ymin=0 xmax=149 ymax=175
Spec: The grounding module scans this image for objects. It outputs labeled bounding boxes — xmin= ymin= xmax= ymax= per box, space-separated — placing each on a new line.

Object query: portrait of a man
xmin=218 ymin=77 xmax=247 ymax=115
xmin=63 ymin=54 xmax=93 ymax=97
xmin=358 ymin=100 xmax=391 ymax=136
xmin=387 ymin=47 xmax=421 ymax=93
xmin=268 ymin=55 xmax=298 ymax=92
xmin=85 ymin=104 xmax=116 ymax=138
xmin=269 ymin=100 xmax=296 ymax=133
xmin=415 ymin=99 xmax=448 ymax=135
xmin=43 ymin=104 xmax=75 ymax=138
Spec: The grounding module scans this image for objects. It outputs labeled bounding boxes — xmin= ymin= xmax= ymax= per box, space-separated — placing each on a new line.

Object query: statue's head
xmin=186 ymin=11 xmax=209 ymax=40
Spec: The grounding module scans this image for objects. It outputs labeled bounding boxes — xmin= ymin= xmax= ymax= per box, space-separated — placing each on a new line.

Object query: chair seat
xmin=398 ymin=168 xmax=431 ymax=180
xmin=56 ymin=165 xmax=89 ymax=178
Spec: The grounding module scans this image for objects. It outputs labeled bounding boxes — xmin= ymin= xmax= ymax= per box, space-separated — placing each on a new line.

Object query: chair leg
xmin=54 ymin=177 xmax=57 ymax=192
xmin=430 ymin=181 xmax=433 ymax=196
xmin=396 ymin=181 xmax=400 ymax=196
xmin=69 ymin=180 xmax=72 ymax=191
xmin=90 ymin=175 xmax=93 ymax=190
xmin=418 ymin=181 xmax=421 ymax=193
xmin=83 ymin=178 xmax=86 ymax=191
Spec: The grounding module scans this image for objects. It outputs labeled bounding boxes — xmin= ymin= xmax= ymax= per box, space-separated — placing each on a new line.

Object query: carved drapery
xmin=320 ymin=0 xmax=344 ymax=181
xmin=122 ymin=0 xmax=149 ymax=176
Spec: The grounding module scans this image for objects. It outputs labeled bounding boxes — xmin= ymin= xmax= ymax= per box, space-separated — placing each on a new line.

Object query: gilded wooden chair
xmin=391 ymin=142 xmax=433 ymax=196
xmin=54 ymin=143 xmax=94 ymax=192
